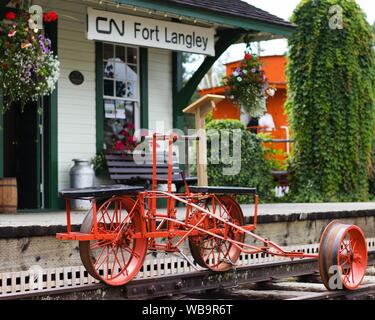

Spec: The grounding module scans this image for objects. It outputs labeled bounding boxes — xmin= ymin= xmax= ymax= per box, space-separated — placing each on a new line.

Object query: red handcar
xmin=57 ymin=133 xmax=368 ymax=291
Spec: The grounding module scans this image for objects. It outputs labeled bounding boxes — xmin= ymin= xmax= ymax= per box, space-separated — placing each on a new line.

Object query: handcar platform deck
xmin=59 ymin=185 xmax=145 ymax=199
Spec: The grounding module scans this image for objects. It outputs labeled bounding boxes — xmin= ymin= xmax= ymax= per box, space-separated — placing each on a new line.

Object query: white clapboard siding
xmin=148 ymin=48 xmax=173 ymax=132
xmin=34 ymin=0 xmax=96 ymax=190
xmin=34 ymin=1 xmax=174 ymax=189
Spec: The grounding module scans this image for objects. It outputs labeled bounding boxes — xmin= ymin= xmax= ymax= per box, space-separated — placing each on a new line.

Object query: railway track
xmin=182 ymin=272 xmax=375 ymax=300
xmin=1 ymin=249 xmax=374 ymax=301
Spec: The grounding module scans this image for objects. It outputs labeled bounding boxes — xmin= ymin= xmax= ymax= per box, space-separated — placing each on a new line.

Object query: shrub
xmin=370 ymin=139 xmax=375 ymax=196
xmin=206 ymin=119 xmax=273 ymax=202
xmin=286 ymin=0 xmax=375 ymax=202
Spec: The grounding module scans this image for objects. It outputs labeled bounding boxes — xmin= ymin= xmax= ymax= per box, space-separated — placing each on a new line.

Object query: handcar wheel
xmin=79 ymin=196 xmax=147 ymax=286
xmin=188 ymin=195 xmax=245 ymax=272
xmin=319 ymin=220 xmax=367 ymax=291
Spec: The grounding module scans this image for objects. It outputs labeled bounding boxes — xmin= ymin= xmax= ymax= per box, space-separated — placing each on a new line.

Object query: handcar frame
xmin=57 ymin=133 xmax=368 ymax=290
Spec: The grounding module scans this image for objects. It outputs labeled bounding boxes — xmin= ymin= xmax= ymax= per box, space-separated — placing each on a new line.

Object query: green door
xmin=3 ymin=102 xmax=41 ymax=209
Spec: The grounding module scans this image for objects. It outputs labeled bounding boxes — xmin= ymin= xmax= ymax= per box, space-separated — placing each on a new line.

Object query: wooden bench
xmin=189 ymin=186 xmax=257 ymax=194
xmin=105 ymin=151 xmax=197 ymax=191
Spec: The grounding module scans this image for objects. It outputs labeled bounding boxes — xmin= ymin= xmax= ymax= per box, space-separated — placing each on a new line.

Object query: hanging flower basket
xmin=224 ymin=51 xmax=275 ymax=118
xmin=0 ymin=8 xmax=60 ymax=111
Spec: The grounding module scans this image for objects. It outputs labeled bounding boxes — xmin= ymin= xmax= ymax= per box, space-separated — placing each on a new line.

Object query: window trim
xmin=102 ymin=43 xmax=140 ymax=102
xmin=97 ymin=42 xmax=142 ymax=152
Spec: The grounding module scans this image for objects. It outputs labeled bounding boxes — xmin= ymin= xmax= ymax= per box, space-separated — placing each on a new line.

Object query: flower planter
xmin=0 ymin=7 xmax=59 ymax=111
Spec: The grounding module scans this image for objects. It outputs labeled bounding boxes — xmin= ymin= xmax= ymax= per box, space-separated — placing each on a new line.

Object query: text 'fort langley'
xmin=134 ymin=23 xmax=209 ymax=51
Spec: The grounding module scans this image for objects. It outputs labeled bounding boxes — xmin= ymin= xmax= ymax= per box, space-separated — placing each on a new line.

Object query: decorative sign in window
xmin=102 ymin=43 xmax=138 ymax=152
xmin=87 ymin=7 xmax=215 ymax=56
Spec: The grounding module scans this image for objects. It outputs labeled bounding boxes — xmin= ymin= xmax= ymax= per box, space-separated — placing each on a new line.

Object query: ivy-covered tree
xmin=286 ymin=0 xmax=375 ymax=202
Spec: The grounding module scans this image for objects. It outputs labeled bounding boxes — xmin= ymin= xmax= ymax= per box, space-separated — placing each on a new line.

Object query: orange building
xmin=199 ymin=55 xmax=291 ymax=159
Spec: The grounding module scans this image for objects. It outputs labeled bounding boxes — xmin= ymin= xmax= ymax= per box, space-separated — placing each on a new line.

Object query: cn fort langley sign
xmin=87 ymin=8 xmax=215 ymax=56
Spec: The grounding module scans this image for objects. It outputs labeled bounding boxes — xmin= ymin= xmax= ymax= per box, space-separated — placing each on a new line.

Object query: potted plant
xmin=91 ymin=151 xmax=107 ymax=177
xmin=111 ymin=121 xmax=138 ymax=153
xmin=92 ymin=121 xmax=141 ymax=176
xmin=224 ymin=50 xmax=275 ymax=118
xmin=0 ymin=6 xmax=60 ymax=111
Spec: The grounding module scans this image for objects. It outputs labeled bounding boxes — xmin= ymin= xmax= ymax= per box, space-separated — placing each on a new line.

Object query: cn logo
xmin=96 ymin=17 xmax=125 ymax=36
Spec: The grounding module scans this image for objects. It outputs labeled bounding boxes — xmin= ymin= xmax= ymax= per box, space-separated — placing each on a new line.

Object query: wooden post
xmin=183 ymin=94 xmax=225 ymax=186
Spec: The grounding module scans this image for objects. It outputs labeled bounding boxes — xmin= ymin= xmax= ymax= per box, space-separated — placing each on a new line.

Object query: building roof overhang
xmin=115 ymin=0 xmax=296 ymax=40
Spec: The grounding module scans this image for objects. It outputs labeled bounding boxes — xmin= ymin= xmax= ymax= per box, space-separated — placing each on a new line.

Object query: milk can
xmin=70 ymin=159 xmax=94 ymax=210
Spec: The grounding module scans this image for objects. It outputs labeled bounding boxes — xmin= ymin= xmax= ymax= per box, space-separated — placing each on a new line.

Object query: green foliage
xmin=370 ymin=138 xmax=375 ymax=196
xmin=91 ymin=151 xmax=107 ymax=176
xmin=205 ymin=111 xmax=213 ymax=124
xmin=286 ymin=0 xmax=375 ymax=202
xmin=257 ymin=132 xmax=288 ymax=171
xmin=206 ymin=119 xmax=273 ymax=202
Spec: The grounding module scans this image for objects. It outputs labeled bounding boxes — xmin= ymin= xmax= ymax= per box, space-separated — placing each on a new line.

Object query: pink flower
xmin=127 ymin=136 xmax=136 ymax=143
xmin=8 ymin=30 xmax=16 ymax=38
xmin=127 ymin=122 xmax=135 ymax=129
xmin=115 ymin=141 xmax=125 ymax=151
xmin=140 ymin=129 xmax=149 ymax=137
xmin=120 ymin=129 xmax=129 ymax=137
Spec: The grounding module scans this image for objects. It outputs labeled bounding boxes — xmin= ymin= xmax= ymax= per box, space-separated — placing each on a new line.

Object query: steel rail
xmin=287 ymin=282 xmax=375 ymax=300
xmin=1 ymin=250 xmax=374 ymax=301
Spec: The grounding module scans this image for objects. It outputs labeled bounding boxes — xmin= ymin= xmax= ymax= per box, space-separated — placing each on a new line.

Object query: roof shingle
xmin=164 ymin=0 xmax=294 ymax=28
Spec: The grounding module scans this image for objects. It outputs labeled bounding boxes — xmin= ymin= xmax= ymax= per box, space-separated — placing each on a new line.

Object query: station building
xmin=0 ymin=0 xmax=294 ymax=210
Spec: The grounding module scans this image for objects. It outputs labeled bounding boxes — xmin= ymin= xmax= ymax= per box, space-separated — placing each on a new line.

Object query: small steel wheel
xmin=319 ymin=220 xmax=368 ymax=291
xmin=188 ymin=195 xmax=245 ymax=272
xmin=79 ymin=196 xmax=147 ymax=286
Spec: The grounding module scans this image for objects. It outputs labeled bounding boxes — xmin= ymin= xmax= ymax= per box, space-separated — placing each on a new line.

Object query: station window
xmin=102 ymin=43 xmax=139 ymax=151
